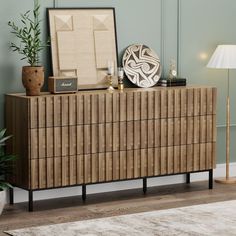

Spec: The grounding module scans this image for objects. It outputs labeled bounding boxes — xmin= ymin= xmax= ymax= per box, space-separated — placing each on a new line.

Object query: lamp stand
xmin=215 ymin=69 xmax=236 ymax=184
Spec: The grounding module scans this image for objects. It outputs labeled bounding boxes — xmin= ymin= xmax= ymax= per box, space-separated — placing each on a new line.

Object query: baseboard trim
xmin=8 ymin=163 xmax=235 ymax=204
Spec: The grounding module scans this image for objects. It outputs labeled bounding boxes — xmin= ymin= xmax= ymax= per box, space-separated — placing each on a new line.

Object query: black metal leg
xmin=28 ymin=190 xmax=33 ymax=212
xmin=82 ymin=185 xmax=86 ymax=201
xmin=143 ymin=178 xmax=147 ymax=194
xmin=9 ymin=188 xmax=14 ymax=205
xmin=209 ymin=169 xmax=213 ymax=189
xmin=186 ymin=173 xmax=191 ymax=184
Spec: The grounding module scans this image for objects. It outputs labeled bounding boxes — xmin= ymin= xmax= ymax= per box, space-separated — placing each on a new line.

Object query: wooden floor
xmin=1 ymin=181 xmax=236 ymax=235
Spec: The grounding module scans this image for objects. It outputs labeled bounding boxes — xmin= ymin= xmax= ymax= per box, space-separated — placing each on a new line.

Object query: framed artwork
xmin=48 ymin=8 xmax=118 ymax=90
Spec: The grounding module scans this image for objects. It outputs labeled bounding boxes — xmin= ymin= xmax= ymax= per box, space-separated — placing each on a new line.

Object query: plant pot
xmin=22 ymin=66 xmax=44 ymax=96
xmin=0 ymin=190 xmax=6 ymax=215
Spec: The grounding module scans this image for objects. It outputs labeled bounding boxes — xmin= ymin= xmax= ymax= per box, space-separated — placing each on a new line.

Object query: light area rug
xmin=5 ymin=200 xmax=236 ymax=236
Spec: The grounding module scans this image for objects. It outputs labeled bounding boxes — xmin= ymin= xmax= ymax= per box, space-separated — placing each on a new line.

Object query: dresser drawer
xmin=27 ymin=87 xmax=217 ymax=129
xmin=28 ymin=142 xmax=216 ymax=189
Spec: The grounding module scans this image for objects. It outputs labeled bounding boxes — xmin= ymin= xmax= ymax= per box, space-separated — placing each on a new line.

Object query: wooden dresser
xmin=5 ymin=86 xmax=217 ymax=211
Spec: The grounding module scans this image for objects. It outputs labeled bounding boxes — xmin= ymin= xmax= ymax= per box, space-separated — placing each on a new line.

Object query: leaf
xmin=24 ymin=10 xmax=30 ymax=16
xmin=0 ymin=129 xmax=6 ymax=139
xmin=0 ymin=158 xmax=15 ymax=164
xmin=0 ymin=182 xmax=12 ymax=190
xmin=0 ymin=136 xmax=12 ymax=145
xmin=33 ymin=2 xmax=40 ymax=23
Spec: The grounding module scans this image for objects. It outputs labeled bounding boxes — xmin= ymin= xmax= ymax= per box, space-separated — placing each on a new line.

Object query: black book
xmin=158 ymin=78 xmax=187 ymax=85
xmin=159 ymin=82 xmax=186 ymax=87
xmin=158 ymin=78 xmax=187 ymax=83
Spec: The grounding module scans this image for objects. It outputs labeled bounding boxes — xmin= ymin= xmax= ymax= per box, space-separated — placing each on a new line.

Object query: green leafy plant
xmin=0 ymin=129 xmax=16 ymax=191
xmin=8 ymin=0 xmax=49 ymax=66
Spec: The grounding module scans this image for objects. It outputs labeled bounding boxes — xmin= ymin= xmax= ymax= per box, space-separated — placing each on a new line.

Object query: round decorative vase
xmin=22 ymin=66 xmax=44 ymax=96
xmin=0 ymin=190 xmax=6 ymax=215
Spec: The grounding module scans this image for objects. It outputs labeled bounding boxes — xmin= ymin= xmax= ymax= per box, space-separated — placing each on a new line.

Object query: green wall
xmin=0 ymin=0 xmax=236 ymax=164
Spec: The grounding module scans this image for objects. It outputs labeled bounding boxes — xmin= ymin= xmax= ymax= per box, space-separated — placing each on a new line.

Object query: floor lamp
xmin=207 ymin=45 xmax=236 ymax=184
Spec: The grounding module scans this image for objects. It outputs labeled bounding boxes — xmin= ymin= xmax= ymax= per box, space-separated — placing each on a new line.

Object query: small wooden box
xmin=48 ymin=76 xmax=78 ymax=94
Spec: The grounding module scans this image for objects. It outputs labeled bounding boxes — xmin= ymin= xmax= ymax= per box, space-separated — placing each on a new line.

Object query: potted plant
xmin=0 ymin=129 xmax=15 ymax=215
xmin=8 ymin=0 xmax=49 ymax=96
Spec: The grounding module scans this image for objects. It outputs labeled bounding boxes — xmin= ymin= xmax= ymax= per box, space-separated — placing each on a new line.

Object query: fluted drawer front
xmin=29 ymin=142 xmax=216 ymax=189
xmin=29 ymin=114 xmax=216 ymax=159
xmin=29 ymin=87 xmax=217 ymax=128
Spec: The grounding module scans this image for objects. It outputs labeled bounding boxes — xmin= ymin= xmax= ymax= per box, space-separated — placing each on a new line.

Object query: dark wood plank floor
xmin=1 ymin=181 xmax=236 ymax=235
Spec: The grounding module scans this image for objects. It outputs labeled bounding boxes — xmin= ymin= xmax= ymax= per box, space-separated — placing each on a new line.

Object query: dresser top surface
xmin=6 ymin=85 xmax=216 ymax=99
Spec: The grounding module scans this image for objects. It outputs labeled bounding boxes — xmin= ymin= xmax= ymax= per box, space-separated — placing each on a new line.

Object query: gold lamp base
xmin=215 ymin=177 xmax=236 ymax=184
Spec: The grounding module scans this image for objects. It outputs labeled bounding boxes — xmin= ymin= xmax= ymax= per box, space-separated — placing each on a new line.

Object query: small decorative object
xmin=118 ymin=67 xmax=124 ymax=91
xmin=158 ymin=78 xmax=186 ymax=87
xmin=48 ymin=76 xmax=78 ymax=94
xmin=8 ymin=0 xmax=49 ymax=96
xmin=207 ymin=45 xmax=236 ymax=184
xmin=106 ymin=74 xmax=114 ymax=91
xmin=107 ymin=61 xmax=115 ymax=91
xmin=168 ymin=59 xmax=177 ymax=80
xmin=0 ymin=129 xmax=15 ymax=215
xmin=48 ymin=8 xmax=118 ymax=90
xmin=122 ymin=44 xmax=162 ymax=88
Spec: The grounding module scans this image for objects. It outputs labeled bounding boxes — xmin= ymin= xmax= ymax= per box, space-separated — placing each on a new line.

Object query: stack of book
xmin=157 ymin=78 xmax=187 ymax=87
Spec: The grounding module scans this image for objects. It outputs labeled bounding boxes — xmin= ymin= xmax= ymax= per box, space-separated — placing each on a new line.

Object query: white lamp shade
xmin=207 ymin=45 xmax=236 ymax=69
